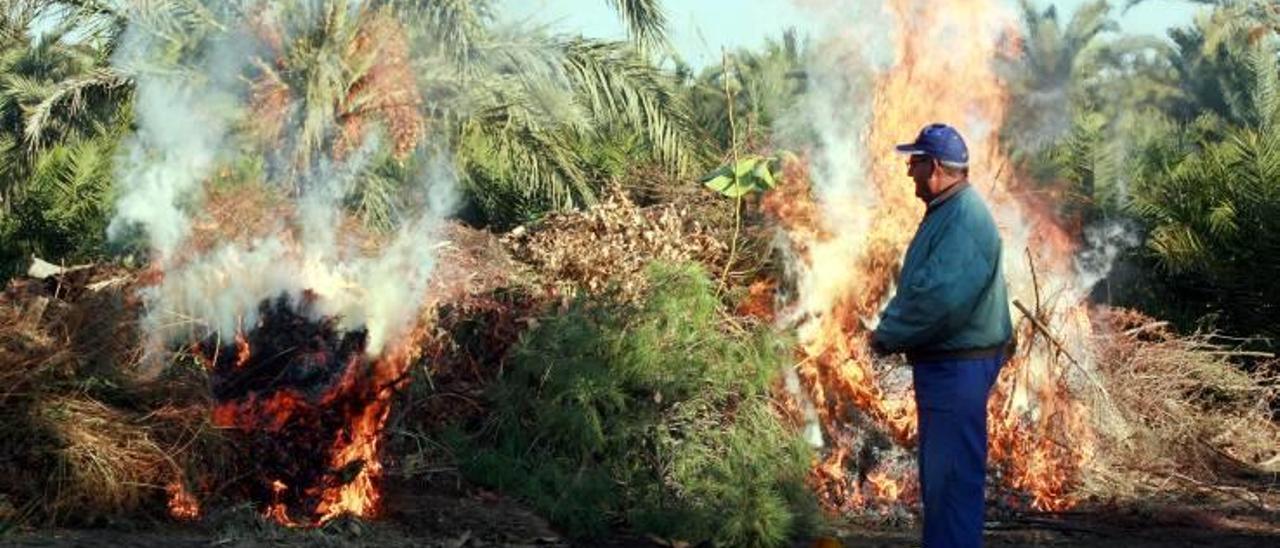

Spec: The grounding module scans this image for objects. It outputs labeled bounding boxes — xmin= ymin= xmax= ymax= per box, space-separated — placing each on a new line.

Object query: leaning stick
xmin=1024 ymin=248 xmax=1042 ymax=318
xmin=1013 ymin=299 xmax=1077 ymax=366
xmin=1013 ymin=299 xmax=1116 ymax=409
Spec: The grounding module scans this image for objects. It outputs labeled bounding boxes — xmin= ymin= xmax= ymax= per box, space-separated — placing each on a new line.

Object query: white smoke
xmin=1075 ymin=219 xmax=1141 ymax=298
xmin=110 ymin=3 xmax=455 ymax=360
xmin=783 ymin=1 xmax=891 ymax=214
xmin=772 ymin=0 xmax=899 ymax=449
xmin=107 ymin=23 xmax=241 ymax=262
xmin=777 ymin=0 xmax=894 ymax=324
xmin=139 ymin=152 xmax=456 ymax=357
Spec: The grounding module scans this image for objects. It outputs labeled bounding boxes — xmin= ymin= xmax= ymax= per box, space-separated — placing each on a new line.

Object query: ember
xmin=196 ymin=293 xmax=416 ymax=525
xmin=165 ymin=481 xmax=200 ymax=521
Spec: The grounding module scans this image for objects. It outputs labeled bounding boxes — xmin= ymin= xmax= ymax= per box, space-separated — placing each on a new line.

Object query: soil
xmin=5 ymin=485 xmax=1279 ymax=548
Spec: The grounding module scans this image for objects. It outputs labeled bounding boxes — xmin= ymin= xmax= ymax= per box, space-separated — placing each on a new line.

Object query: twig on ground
xmin=1166 ymin=471 xmax=1273 ymax=512
xmin=1121 ymin=321 xmax=1170 ymax=337
xmin=985 ymin=516 xmax=1106 ymax=535
xmin=1200 ymin=350 xmax=1277 ymax=358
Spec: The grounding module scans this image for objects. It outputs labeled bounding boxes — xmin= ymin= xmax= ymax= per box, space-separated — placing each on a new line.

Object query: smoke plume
xmin=108 ymin=2 xmax=454 ymax=362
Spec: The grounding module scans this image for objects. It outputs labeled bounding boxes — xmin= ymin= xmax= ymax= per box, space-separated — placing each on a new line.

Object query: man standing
xmin=871 ymin=123 xmax=1014 ymax=548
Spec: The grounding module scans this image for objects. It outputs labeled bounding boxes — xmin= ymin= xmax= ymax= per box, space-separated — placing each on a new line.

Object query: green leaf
xmin=699 ymin=155 xmax=777 ymax=198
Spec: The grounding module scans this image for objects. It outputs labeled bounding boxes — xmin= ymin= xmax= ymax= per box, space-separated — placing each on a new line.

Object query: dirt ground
xmin=5 ymin=486 xmax=1280 ymax=548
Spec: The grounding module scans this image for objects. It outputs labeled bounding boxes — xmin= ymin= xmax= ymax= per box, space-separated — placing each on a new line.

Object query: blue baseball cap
xmin=895 ymin=123 xmax=969 ymax=168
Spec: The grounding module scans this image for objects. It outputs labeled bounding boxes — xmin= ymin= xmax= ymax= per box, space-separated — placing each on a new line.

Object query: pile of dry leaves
xmin=502 ymin=189 xmax=727 ymax=301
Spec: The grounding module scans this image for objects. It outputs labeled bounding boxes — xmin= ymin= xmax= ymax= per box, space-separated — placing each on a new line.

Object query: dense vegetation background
xmin=3 ymin=0 xmax=1275 ymax=345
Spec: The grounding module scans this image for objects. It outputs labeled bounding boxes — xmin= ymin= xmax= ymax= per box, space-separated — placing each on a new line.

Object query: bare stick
xmin=1200 ymin=350 xmax=1278 ymax=358
xmin=1025 ymin=247 xmax=1042 ymax=318
xmin=1121 ymin=321 xmax=1170 ymax=337
xmin=55 ymin=258 xmax=65 ymax=300
xmin=716 ymin=49 xmax=743 ymax=295
xmin=1013 ymin=299 xmax=1116 ymax=410
xmin=985 ymin=516 xmax=1105 ymax=535
xmin=1014 ymin=299 xmax=1076 ymax=365
xmin=1166 ymin=471 xmax=1272 ymax=512
xmin=988 ymin=160 xmax=1006 ymax=194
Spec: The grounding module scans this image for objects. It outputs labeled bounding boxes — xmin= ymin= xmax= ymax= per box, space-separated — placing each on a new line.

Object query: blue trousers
xmin=913 ymin=353 xmax=1003 ymax=548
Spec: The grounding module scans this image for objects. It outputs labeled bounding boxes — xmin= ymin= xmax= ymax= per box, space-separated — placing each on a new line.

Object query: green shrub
xmin=454 ymin=262 xmax=816 ymax=545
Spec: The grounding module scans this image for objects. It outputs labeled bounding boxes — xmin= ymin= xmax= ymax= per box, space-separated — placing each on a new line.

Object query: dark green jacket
xmin=872 ymin=182 xmax=1012 ymax=357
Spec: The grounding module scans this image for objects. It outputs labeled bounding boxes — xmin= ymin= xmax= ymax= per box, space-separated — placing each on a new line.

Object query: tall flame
xmin=313 ymin=329 xmax=425 ymax=523
xmin=770 ymin=0 xmax=1096 ymax=512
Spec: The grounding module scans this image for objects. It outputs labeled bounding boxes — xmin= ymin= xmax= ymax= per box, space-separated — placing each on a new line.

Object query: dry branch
xmin=1013 ymin=299 xmax=1117 ymax=414
xmin=1085 ymin=307 xmax=1280 ymax=505
xmin=1013 ymin=299 xmax=1078 ymax=365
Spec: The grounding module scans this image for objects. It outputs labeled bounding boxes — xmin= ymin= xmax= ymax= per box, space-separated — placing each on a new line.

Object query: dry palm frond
xmin=0 ymin=265 xmax=229 ymax=525
xmin=331 ymin=8 xmax=425 ymax=162
xmin=35 ymin=396 xmax=170 ymax=521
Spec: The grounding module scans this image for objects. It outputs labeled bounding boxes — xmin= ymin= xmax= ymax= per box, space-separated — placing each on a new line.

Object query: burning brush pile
xmin=0 ymin=198 xmax=441 ymax=526
xmin=740 ymin=0 xmax=1100 ymax=515
xmin=744 ymin=0 xmax=1280 ymax=519
xmin=193 ymin=294 xmax=413 ymax=525
xmin=61 ymin=1 xmax=449 ymax=528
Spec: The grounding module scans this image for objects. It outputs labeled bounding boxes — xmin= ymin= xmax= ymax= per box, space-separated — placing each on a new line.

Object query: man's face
xmin=906 ymin=154 xmax=935 ymax=200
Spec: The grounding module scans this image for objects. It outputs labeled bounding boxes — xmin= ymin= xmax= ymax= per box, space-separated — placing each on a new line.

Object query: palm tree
xmin=1161 ymin=2 xmax=1280 ymax=127
xmin=0 ymin=126 xmax=123 ymax=270
xmin=451 ymin=34 xmax=706 ymax=226
xmin=415 ymin=1 xmax=704 ymax=226
xmin=0 ymin=1 xmax=134 ymax=274
xmin=682 ymin=29 xmax=807 ymax=154
xmin=0 ymin=0 xmax=128 ymax=210
xmin=106 ymin=0 xmax=702 ymax=228
xmin=1000 ymin=0 xmax=1119 ymax=155
xmin=5 ymin=0 xmax=699 ymax=224
xmin=1127 ymin=0 xmax=1280 ymax=52
xmin=1124 ymin=34 xmax=1280 ymax=339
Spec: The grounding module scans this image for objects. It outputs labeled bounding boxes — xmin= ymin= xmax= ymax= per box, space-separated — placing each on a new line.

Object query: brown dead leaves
xmin=502 ymin=190 xmax=727 ymax=301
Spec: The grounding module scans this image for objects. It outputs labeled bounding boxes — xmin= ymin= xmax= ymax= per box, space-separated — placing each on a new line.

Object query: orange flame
xmin=313 ymin=346 xmax=398 ymax=521
xmin=203 ymin=321 xmax=427 ymax=526
xmin=166 ymin=481 xmax=200 ymax=521
xmin=768 ymin=0 xmax=1096 ymax=512
xmin=866 ymin=470 xmax=905 ymax=503
xmin=263 ymin=480 xmax=300 ymax=526
xmin=737 ymin=279 xmax=779 ymax=322
xmin=312 ymin=325 xmax=424 ymax=523
xmin=234 ymin=332 xmax=251 ymax=368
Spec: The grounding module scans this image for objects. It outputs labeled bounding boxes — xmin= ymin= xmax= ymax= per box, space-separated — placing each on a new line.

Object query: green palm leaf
xmin=603 ymin=0 xmax=669 ymax=50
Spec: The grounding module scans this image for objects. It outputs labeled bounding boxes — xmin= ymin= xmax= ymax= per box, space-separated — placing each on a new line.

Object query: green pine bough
xmin=451 ymin=263 xmax=817 ymax=546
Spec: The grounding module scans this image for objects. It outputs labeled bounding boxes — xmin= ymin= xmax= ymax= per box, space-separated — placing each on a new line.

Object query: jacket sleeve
xmin=873 ymin=229 xmax=993 ymax=352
